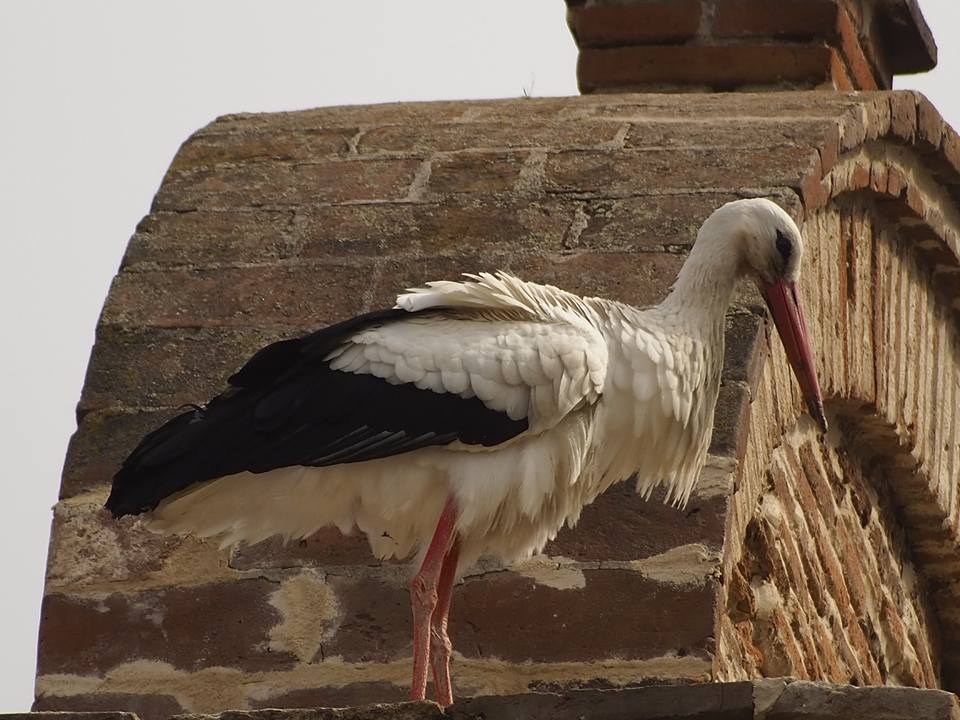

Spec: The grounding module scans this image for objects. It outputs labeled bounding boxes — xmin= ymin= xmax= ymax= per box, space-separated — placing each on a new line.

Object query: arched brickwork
xmin=718 ymin=94 xmax=960 ymax=690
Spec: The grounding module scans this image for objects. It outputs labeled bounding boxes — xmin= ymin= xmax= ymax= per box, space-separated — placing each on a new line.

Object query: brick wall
xmin=724 ymin=428 xmax=939 ymax=686
xmin=35 ymin=92 xmax=960 ymax=717
xmin=717 ymin=107 xmax=960 ymax=687
xmin=566 ymin=0 xmax=936 ymax=92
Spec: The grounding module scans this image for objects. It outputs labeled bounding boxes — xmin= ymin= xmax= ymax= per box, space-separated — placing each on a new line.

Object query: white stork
xmin=106 ymin=197 xmax=826 ymax=707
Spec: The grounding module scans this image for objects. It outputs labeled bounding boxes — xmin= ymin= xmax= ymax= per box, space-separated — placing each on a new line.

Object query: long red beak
xmin=760 ymin=280 xmax=827 ymax=433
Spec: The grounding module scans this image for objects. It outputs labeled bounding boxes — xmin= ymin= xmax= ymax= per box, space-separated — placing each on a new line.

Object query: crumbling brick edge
xmin=9 ymin=679 xmax=960 ymax=720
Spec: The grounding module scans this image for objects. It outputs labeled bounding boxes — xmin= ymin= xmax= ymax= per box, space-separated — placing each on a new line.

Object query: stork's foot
xmin=410 ymin=497 xmax=459 ymax=703
xmin=410 ymin=573 xmax=439 ymax=701
xmin=429 ymin=539 xmax=460 ymax=707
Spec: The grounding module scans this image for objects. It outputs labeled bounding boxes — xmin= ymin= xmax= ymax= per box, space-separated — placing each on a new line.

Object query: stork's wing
xmin=106 ymin=306 xmax=606 ymax=517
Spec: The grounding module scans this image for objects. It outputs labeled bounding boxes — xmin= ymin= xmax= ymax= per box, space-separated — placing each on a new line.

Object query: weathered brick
xmin=155 ymin=158 xmax=422 ymax=211
xmin=834 ymin=5 xmax=881 ymax=90
xmin=628 ymin=119 xmax=836 ymax=154
xmin=713 ymin=0 xmax=837 ymax=39
xmin=123 ymin=210 xmax=299 ymax=268
xmin=101 ymin=262 xmax=373 ymax=328
xmin=708 ymin=382 xmax=751 ymax=458
xmin=400 ymin=199 xmax=574 ymax=256
xmin=428 ymin=152 xmax=527 ymax=195
xmin=79 ymin=326 xmax=300 ymax=413
xmin=766 ymin=681 xmax=960 ymax=720
xmin=324 ymin=577 xmax=411 ymax=663
xmin=573 ymin=194 xmax=740 ymax=252
xmin=889 ymin=93 xmax=919 ymax=144
xmin=169 ymin=126 xmax=356 ymax=175
xmin=231 ymin=528 xmax=386 ymax=571
xmin=359 ymin=121 xmax=622 ymax=154
xmin=567 ymin=1 xmax=700 ymax=48
xmin=578 ymin=45 xmax=837 ymax=91
xmin=61 ymin=408 xmax=181 ymax=497
xmin=33 ymin=693 xmax=184 ymax=720
xmin=45 ymin=501 xmax=182 ymax=590
xmin=452 ymin=569 xmax=716 ymax=663
xmin=546 ymin=484 xmax=727 ymax=561
xmin=545 ymin=146 xmax=815 ymax=196
xmin=248 ymin=684 xmax=408 ymax=711
xmin=450 ymin=683 xmax=755 ymax=720
xmin=38 ymin=580 xmax=295 ymax=675
xmin=370 ymin=251 xmax=687 ymax=314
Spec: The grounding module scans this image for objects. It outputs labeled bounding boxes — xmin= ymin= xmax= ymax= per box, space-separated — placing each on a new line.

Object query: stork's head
xmin=703 ymin=198 xmax=827 ymax=433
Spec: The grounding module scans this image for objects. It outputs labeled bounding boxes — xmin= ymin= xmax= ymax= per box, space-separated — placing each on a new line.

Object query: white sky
xmin=0 ymin=0 xmax=956 ymax=712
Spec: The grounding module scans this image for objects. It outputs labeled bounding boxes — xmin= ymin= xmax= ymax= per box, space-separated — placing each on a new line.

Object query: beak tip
xmin=810 ymin=402 xmax=828 ymax=434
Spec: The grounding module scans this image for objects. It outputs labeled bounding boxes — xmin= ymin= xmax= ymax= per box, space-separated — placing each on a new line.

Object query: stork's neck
xmin=658 ymin=231 xmax=742 ymax=332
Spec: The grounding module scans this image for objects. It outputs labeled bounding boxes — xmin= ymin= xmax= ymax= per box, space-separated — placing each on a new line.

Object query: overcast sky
xmin=0 ymin=0 xmax=957 ymax=712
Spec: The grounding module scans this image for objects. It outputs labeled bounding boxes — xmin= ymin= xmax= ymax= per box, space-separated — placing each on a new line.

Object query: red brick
xmin=231 ymin=527 xmax=387 ymax=570
xmin=713 ymin=0 xmax=837 ymax=38
xmin=799 ymin=443 xmax=837 ymax=526
xmin=401 ymin=198 xmax=574 ymax=256
xmin=916 ymin=96 xmax=944 ymax=153
xmin=942 ymin=129 xmax=960 ymax=177
xmin=324 ymin=577 xmax=411 ymax=663
xmin=625 ymin=119 xmax=835 ymax=152
xmin=817 ymin=122 xmax=841 ymax=175
xmin=155 ymin=158 xmax=421 ymax=211
xmin=79 ymin=326 xmax=300 ymax=413
xmin=359 ymin=121 xmax=622 ymax=154
xmin=370 ymin=251 xmax=686 ymax=315
xmin=33 ymin=692 xmax=184 ymax=720
xmin=889 ymin=93 xmax=918 ymax=144
xmin=101 ymin=261 xmax=373 ymax=327
xmin=38 ymin=580 xmax=296 ymax=675
xmin=727 ymin=566 xmax=755 ymax=622
xmin=428 ymin=152 xmax=527 ymax=195
xmin=870 ymin=161 xmax=889 ymax=194
xmin=708 ymin=382 xmax=751 ymax=458
xmin=830 ymin=50 xmax=855 ymax=91
xmin=834 ymin=6 xmax=881 ymax=89
xmin=758 ymin=605 xmax=805 ymax=676
xmin=123 ymin=210 xmax=300 ymax=268
xmin=452 ymin=569 xmax=716 ymax=662
xmin=546 ymin=484 xmax=727 ymax=562
xmin=886 ymin=165 xmax=908 ymax=198
xmin=249 ymin=683 xmax=407 ymax=710
xmin=61 ymin=408 xmax=181 ymax=497
xmin=578 ymin=45 xmax=836 ymax=91
xmin=568 ymin=1 xmax=701 ymax=47
xmin=169 ymin=126 xmax=356 ymax=175
xmin=837 ymin=525 xmax=869 ymax=618
xmin=545 ymin=146 xmax=815 ymax=196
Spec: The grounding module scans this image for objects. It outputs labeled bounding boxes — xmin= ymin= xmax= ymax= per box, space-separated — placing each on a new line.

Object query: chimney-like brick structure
xmin=566 ymin=0 xmax=936 ymax=92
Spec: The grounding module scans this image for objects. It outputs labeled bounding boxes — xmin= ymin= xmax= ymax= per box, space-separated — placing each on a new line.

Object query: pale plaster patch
xmin=37 ymin=653 xmax=711 ymax=712
xmin=513 ymin=556 xmax=586 ymax=590
xmin=628 ymin=543 xmax=720 ymax=587
xmin=267 ymin=570 xmax=337 ymax=663
xmin=693 ymin=454 xmax=737 ymax=499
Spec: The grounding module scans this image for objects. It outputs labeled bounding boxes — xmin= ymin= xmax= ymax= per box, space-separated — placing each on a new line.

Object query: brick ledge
xmin=11 ymin=680 xmax=960 ymax=720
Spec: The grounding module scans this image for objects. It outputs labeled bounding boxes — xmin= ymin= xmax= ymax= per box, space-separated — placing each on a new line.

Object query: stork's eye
xmin=775 ymin=229 xmax=792 ymax=265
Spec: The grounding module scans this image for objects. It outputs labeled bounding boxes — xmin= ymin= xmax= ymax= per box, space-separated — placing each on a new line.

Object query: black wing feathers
xmin=106 ymin=308 xmax=528 ymax=518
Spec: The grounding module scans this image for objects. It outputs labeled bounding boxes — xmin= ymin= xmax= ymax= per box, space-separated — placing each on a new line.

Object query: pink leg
xmin=410 ymin=497 xmax=458 ymax=702
xmin=430 ymin=539 xmax=460 ymax=707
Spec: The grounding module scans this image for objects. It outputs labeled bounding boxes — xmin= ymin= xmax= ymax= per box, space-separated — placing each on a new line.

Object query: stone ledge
xmin=11 ymin=681 xmax=960 ymax=720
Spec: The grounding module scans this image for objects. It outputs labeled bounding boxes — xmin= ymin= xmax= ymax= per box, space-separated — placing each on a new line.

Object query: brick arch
xmin=718 ymin=138 xmax=960 ymax=689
